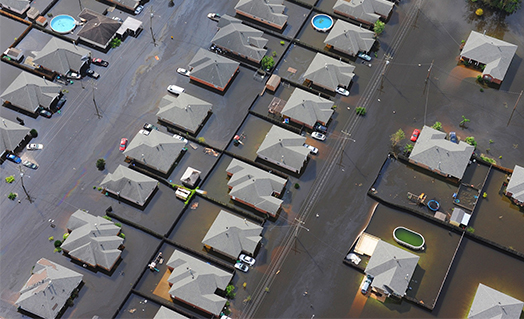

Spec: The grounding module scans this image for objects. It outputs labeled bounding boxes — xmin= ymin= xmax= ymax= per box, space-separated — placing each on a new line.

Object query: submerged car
xmin=53 ymin=96 xmax=67 ymax=111
xmin=449 ymin=131 xmax=458 ymax=144
xmin=26 ymin=143 xmax=44 ymax=150
xmin=207 ymin=13 xmax=221 ymax=19
xmin=65 ymin=71 xmax=81 ymax=80
xmin=336 ymin=86 xmax=350 ymax=96
xmin=39 ymin=109 xmax=52 ymax=118
xmin=23 ymin=160 xmax=38 ymax=170
xmin=7 ymin=153 xmax=22 ymax=164
xmin=173 ymin=134 xmax=188 ymax=144
xmin=361 ymin=275 xmax=373 ymax=294
xmin=134 ymin=5 xmax=144 ymax=15
xmin=314 ymin=123 xmax=328 ymax=134
xmin=410 ymin=129 xmax=420 ymax=142
xmin=91 ymin=58 xmax=109 ymax=67
xmin=86 ymin=69 xmax=100 ymax=79
xmin=177 ymin=68 xmax=190 ymax=76
xmin=303 ymin=143 xmax=318 ymax=155
xmin=239 ymin=254 xmax=256 ymax=266
xmin=167 ymin=85 xmax=184 ymax=95
xmin=119 ymin=138 xmax=128 ymax=151
xmin=234 ymin=262 xmax=249 ymax=273
xmin=311 ymin=132 xmax=326 ymax=141
xmin=357 ymin=52 xmax=372 ymax=61
xmin=138 ymin=129 xmax=150 ymax=136
xmin=143 ymin=123 xmax=159 ymax=132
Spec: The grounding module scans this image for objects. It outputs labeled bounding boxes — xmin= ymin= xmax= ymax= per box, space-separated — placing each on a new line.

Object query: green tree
xmin=374 ymin=20 xmax=385 ymax=35
xmin=432 ymin=121 xmax=442 ymax=131
xmin=465 ymin=136 xmax=477 ymax=148
xmin=110 ymin=38 xmax=121 ymax=48
xmin=225 ymin=284 xmax=236 ymax=299
xmin=30 ymin=129 xmax=38 ymax=138
xmin=403 ymin=144 xmax=414 ymax=155
xmin=460 ymin=115 xmax=470 ymax=127
xmin=390 ymin=129 xmax=405 ymax=146
xmin=355 ymin=107 xmax=366 ymax=116
xmin=261 ymin=56 xmax=275 ymax=71
xmin=96 ymin=158 xmax=106 ymax=170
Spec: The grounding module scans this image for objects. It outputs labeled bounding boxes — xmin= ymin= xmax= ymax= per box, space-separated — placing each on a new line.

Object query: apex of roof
xmin=324 ymin=19 xmax=375 ymax=56
xmin=100 ymin=165 xmax=158 ymax=206
xmin=468 ymin=283 xmax=524 ymax=319
xmin=506 ymin=165 xmax=524 ymax=203
xmin=281 ymin=88 xmax=334 ymax=127
xmin=235 ymin=0 xmax=288 ymax=29
xmin=303 ymin=52 xmax=355 ymax=91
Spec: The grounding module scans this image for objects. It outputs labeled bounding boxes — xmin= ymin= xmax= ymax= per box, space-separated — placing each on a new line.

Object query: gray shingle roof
xmin=154 ymin=306 xmax=189 ymax=319
xmin=167 ymin=250 xmax=233 ymax=316
xmin=235 ymin=0 xmax=288 ymax=29
xmin=333 ymin=0 xmax=393 ymax=25
xmin=202 ymin=210 xmax=263 ymax=258
xmin=33 ymin=38 xmax=91 ymax=75
xmin=188 ymin=48 xmax=240 ymax=91
xmin=157 ymin=93 xmax=212 ymax=134
xmin=180 ymin=167 xmax=201 ymax=188
xmin=365 ymin=240 xmax=419 ymax=297
xmin=0 ymin=0 xmax=30 ymax=14
xmin=212 ymin=15 xmax=268 ymax=63
xmin=281 ymin=88 xmax=334 ymax=127
xmin=409 ymin=126 xmax=474 ymax=180
xmin=506 ymin=165 xmax=524 ymax=203
xmin=226 ymin=159 xmax=286 ymax=216
xmin=123 ymin=130 xmax=186 ymax=174
xmin=15 ymin=258 xmax=83 ymax=319
xmin=303 ymin=52 xmax=355 ymax=91
xmin=0 ymin=117 xmax=30 ymax=153
xmin=468 ymin=283 xmax=524 ymax=319
xmin=324 ymin=19 xmax=376 ymax=56
xmin=256 ymin=125 xmax=310 ymax=173
xmin=100 ymin=165 xmax=158 ymax=206
xmin=78 ymin=9 xmax=122 ymax=49
xmin=461 ymin=31 xmax=518 ymax=83
xmin=61 ymin=209 xmax=123 ymax=271
xmin=1 ymin=72 xmax=61 ymax=113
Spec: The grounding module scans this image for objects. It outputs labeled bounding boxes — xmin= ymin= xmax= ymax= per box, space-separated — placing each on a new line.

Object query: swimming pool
xmin=393 ymin=226 xmax=425 ymax=250
xmin=50 ymin=15 xmax=77 ymax=34
xmin=311 ymin=14 xmax=333 ymax=32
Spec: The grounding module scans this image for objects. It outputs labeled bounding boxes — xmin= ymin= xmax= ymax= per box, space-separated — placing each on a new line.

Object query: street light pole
xmin=18 ymin=166 xmax=33 ymax=203
xmin=338 ymin=131 xmax=356 ymax=167
xmin=149 ymin=7 xmax=157 ymax=46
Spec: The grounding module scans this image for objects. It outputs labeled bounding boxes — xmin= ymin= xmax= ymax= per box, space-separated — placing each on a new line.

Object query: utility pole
xmin=338 ymin=130 xmax=356 ymax=168
xmin=425 ymin=60 xmax=434 ymax=83
xmin=507 ymin=90 xmax=523 ymax=126
xmin=18 ymin=166 xmax=33 ymax=203
xmin=291 ymin=218 xmax=309 ymax=254
xmin=92 ymin=86 xmax=102 ymax=119
xmin=149 ymin=7 xmax=157 ymax=46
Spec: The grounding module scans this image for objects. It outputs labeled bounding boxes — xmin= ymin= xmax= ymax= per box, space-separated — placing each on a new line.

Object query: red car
xmin=119 ymin=138 xmax=128 ymax=151
xmin=410 ymin=129 xmax=420 ymax=142
xmin=91 ymin=58 xmax=109 ymax=67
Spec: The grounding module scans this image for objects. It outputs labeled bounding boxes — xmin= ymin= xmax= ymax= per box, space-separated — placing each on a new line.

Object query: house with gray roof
xmin=235 ymin=0 xmax=288 ymax=30
xmin=202 ymin=210 xmax=263 ymax=259
xmin=0 ymin=0 xmax=30 ymax=15
xmin=188 ymin=48 xmax=240 ymax=92
xmin=167 ymin=250 xmax=233 ymax=316
xmin=1 ymin=72 xmax=62 ymax=116
xmin=333 ymin=0 xmax=394 ymax=26
xmin=212 ymin=15 xmax=268 ymax=64
xmin=324 ymin=19 xmax=376 ymax=56
xmin=33 ymin=38 xmax=91 ymax=77
xmin=99 ymin=0 xmax=140 ymax=11
xmin=303 ymin=53 xmax=355 ymax=92
xmin=154 ymin=306 xmax=189 ymax=319
xmin=78 ymin=9 xmax=122 ymax=52
xmin=506 ymin=165 xmax=524 ymax=207
xmin=116 ymin=17 xmax=143 ymax=39
xmin=281 ymin=88 xmax=334 ymax=129
xmin=0 ymin=117 xmax=31 ymax=160
xmin=365 ymin=240 xmax=419 ymax=299
xmin=100 ymin=165 xmax=158 ymax=207
xmin=226 ymin=158 xmax=287 ymax=217
xmin=15 ymin=258 xmax=83 ymax=319
xmin=123 ymin=130 xmax=187 ymax=176
xmin=257 ymin=125 xmax=310 ymax=174
xmin=157 ymin=93 xmax=213 ymax=135
xmin=468 ymin=283 xmax=524 ymax=319
xmin=61 ymin=209 xmax=124 ymax=272
xmin=409 ymin=126 xmax=474 ymax=181
xmin=460 ymin=31 xmax=518 ymax=85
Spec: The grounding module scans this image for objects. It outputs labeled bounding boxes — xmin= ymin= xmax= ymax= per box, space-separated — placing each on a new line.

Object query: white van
xmin=167 ymin=85 xmax=184 ymax=95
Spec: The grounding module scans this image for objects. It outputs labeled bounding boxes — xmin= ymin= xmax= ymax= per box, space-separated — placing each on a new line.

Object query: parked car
xmin=410 ymin=129 xmax=421 ymax=142
xmin=311 ymin=132 xmax=326 ymax=141
xmin=53 ymin=96 xmax=67 ymax=111
xmin=138 ymin=129 xmax=150 ymax=136
xmin=66 ymin=71 xmax=81 ymax=80
xmin=314 ymin=123 xmax=328 ymax=134
xmin=6 ymin=153 xmax=21 ymax=164
xmin=303 ymin=143 xmax=318 ymax=155
xmin=143 ymin=123 xmax=159 ymax=132
xmin=234 ymin=262 xmax=249 ymax=273
xmin=239 ymin=254 xmax=256 ymax=266
xmin=119 ymin=138 xmax=128 ymax=151
xmin=361 ymin=275 xmax=373 ymax=294
xmin=85 ymin=69 xmax=100 ymax=79
xmin=449 ymin=131 xmax=458 ymax=144
xmin=134 ymin=5 xmax=144 ymax=15
xmin=91 ymin=58 xmax=109 ymax=67
xmin=23 ymin=160 xmax=38 ymax=170
xmin=167 ymin=85 xmax=184 ymax=95
xmin=39 ymin=109 xmax=52 ymax=118
xmin=111 ymin=16 xmax=123 ymax=23
xmin=177 ymin=68 xmax=191 ymax=76
xmin=336 ymin=86 xmax=350 ymax=96
xmin=357 ymin=52 xmax=372 ymax=61
xmin=173 ymin=134 xmax=188 ymax=144
xmin=207 ymin=13 xmax=221 ymax=20
xmin=26 ymin=143 xmax=44 ymax=150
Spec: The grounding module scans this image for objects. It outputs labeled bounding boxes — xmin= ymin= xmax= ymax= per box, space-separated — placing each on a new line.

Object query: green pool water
xmin=394 ymin=227 xmax=424 ymax=247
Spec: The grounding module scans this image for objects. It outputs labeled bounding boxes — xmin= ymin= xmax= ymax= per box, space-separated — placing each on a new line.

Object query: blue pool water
xmin=50 ymin=15 xmax=76 ymax=34
xmin=311 ymin=14 xmax=334 ymax=32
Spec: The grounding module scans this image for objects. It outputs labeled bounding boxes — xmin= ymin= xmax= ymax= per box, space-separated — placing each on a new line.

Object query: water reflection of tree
xmin=464 ymin=0 xmax=509 ymax=39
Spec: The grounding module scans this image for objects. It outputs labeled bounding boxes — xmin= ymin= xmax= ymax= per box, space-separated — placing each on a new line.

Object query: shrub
xmin=374 ymin=20 xmax=385 ymax=35
xmin=265 ymin=287 xmax=270 ymax=293
xmin=460 ymin=115 xmax=470 ymax=127
xmin=5 ymin=175 xmax=15 ymax=183
xmin=261 ymin=56 xmax=275 ymax=71
xmin=226 ymin=284 xmax=236 ymax=299
xmin=8 ymin=192 xmax=17 ymax=200
xmin=102 ymin=215 xmax=112 ymax=221
xmin=403 ymin=144 xmax=414 ymax=155
xmin=466 ymin=227 xmax=475 ymax=233
xmin=54 ymin=247 xmax=62 ymax=253
xmin=272 ymin=51 xmax=277 ymax=57
xmin=63 ymin=233 xmax=69 ymax=240
xmin=390 ymin=129 xmax=405 ymax=146
xmin=109 ymin=38 xmax=121 ymax=48
xmin=480 ymin=88 xmax=484 ymax=92
xmin=114 ymin=222 xmax=122 ymax=227
xmin=476 ymin=75 xmax=484 ymax=83
xmin=119 ymin=233 xmax=125 ymax=239
xmin=198 ymin=137 xmax=205 ymax=143
xmin=280 ymin=40 xmax=285 ymax=45
xmin=480 ymin=155 xmax=495 ymax=164
xmin=96 ymin=158 xmax=105 ymax=170
xmin=54 ymin=240 xmax=62 ymax=248
xmin=489 ymin=139 xmax=493 ymax=144
xmin=243 ymin=282 xmax=247 ymax=288
xmin=476 ymin=8 xmax=484 ymax=15
xmin=432 ymin=121 xmax=442 ymax=131
xmin=465 ymin=136 xmax=477 ymax=147
xmin=355 ymin=107 xmax=366 ymax=116
xmin=48 ymin=236 xmax=54 ymax=241
xmin=482 ymin=192 xmax=488 ymax=198
xmin=30 ymin=129 xmax=38 ymax=138
xmin=294 ymin=183 xmax=300 ymax=189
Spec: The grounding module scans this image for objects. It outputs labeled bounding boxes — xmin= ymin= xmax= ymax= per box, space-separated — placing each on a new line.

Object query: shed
xmin=266 ymin=74 xmax=281 ymax=92
xmin=180 ymin=167 xmax=201 ymax=188
xmin=450 ymin=207 xmax=471 ymax=227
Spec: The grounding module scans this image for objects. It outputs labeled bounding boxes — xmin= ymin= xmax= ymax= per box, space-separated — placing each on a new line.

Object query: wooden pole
xmin=507 ymin=90 xmax=523 ymax=127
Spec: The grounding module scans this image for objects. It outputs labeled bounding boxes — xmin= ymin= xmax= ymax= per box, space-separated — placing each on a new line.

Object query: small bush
xmin=5 ymin=175 xmax=15 ymax=183
xmin=109 ymin=38 xmax=121 ymax=48
xmin=54 ymin=240 xmax=62 ymax=248
xmin=226 ymin=284 xmax=236 ymax=299
xmin=48 ymin=236 xmax=54 ymax=241
xmin=114 ymin=222 xmax=122 ymax=227
xmin=489 ymin=139 xmax=493 ymax=144
xmin=30 ymin=129 xmax=38 ymax=138
xmin=96 ymin=158 xmax=105 ymax=170
xmin=374 ymin=20 xmax=385 ymax=35
xmin=432 ymin=121 xmax=442 ymax=131
xmin=465 ymin=136 xmax=477 ymax=148
xmin=294 ymin=183 xmax=300 ymax=189
xmin=243 ymin=282 xmax=247 ymax=288
xmin=466 ymin=227 xmax=475 ymax=233
xmin=63 ymin=233 xmax=69 ymax=240
xmin=355 ymin=107 xmax=366 ymax=116
xmin=280 ymin=41 xmax=285 ymax=45
xmin=119 ymin=233 xmax=125 ymax=239
xmin=482 ymin=192 xmax=487 ymax=198
xmin=102 ymin=215 xmax=112 ymax=221
xmin=480 ymin=154 xmax=496 ymax=164
xmin=403 ymin=144 xmax=414 ymax=155
xmin=8 ymin=192 xmax=17 ymax=200
xmin=272 ymin=51 xmax=277 ymax=57
xmin=54 ymin=247 xmax=62 ymax=253
xmin=480 ymin=88 xmax=484 ymax=92
xmin=198 ymin=137 xmax=205 ymax=143
xmin=475 ymin=8 xmax=484 ymax=15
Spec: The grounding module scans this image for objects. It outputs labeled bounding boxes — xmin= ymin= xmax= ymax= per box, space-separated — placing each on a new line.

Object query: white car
xmin=134 ymin=5 xmax=144 ymax=15
xmin=173 ymin=134 xmax=188 ymax=144
xmin=22 ymin=160 xmax=38 ymax=170
xmin=239 ymin=254 xmax=256 ymax=266
xmin=234 ymin=262 xmax=249 ymax=273
xmin=26 ymin=143 xmax=44 ymax=150
xmin=139 ymin=129 xmax=150 ymax=136
xmin=336 ymin=86 xmax=350 ymax=96
xmin=177 ymin=68 xmax=190 ymax=76
xmin=207 ymin=13 xmax=221 ymax=19
xmin=311 ymin=132 xmax=326 ymax=141
xmin=303 ymin=143 xmax=318 ymax=155
xmin=167 ymin=85 xmax=184 ymax=95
